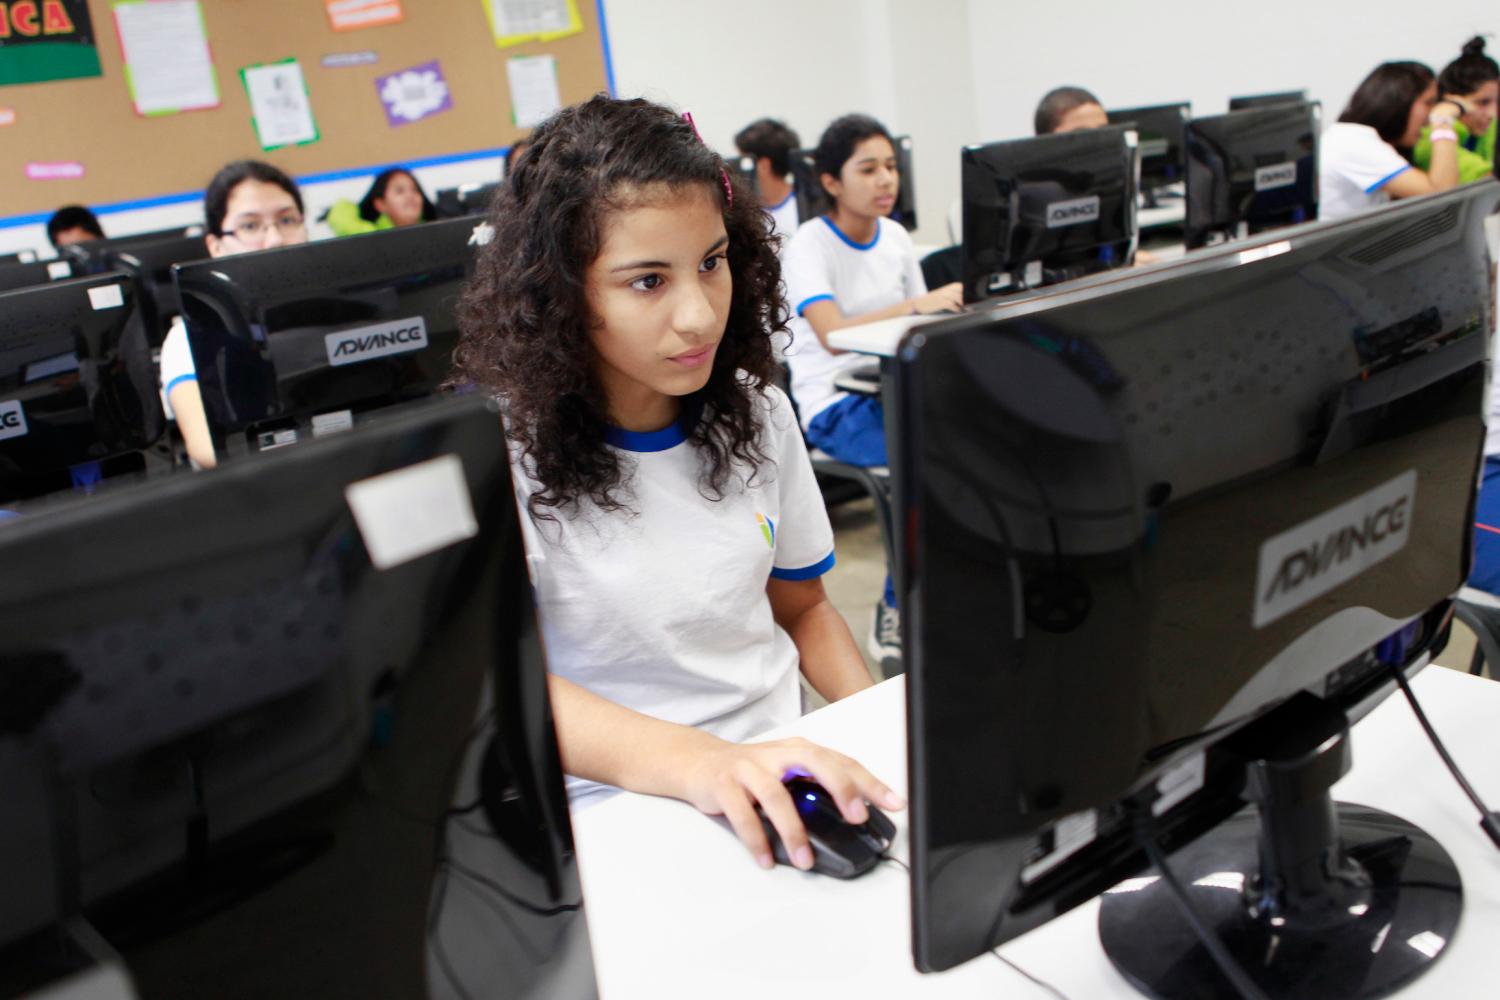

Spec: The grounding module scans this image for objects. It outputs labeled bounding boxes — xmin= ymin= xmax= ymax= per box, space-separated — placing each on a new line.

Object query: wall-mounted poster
xmin=240 ymin=58 xmax=319 ymax=150
xmin=0 ymin=0 xmax=103 ymax=87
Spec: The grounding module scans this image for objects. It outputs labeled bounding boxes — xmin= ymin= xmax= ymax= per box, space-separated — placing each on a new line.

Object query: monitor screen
xmin=0 ymin=258 xmax=76 ymax=294
xmin=62 ymin=225 xmax=206 ymax=273
xmin=960 ymin=125 xmax=1138 ymax=303
xmin=0 ymin=251 xmax=38 ymax=266
xmin=0 ymin=395 xmax=597 ymax=998
xmin=1185 ymin=102 xmax=1320 ymax=249
xmin=0 ymin=272 xmax=164 ymax=502
xmin=790 ymin=134 xmax=917 ymax=232
xmin=896 ymin=180 xmax=1499 ymax=983
xmin=1106 ymin=103 xmax=1190 ymax=194
xmin=173 ymin=216 xmax=479 ymax=457
xmin=1229 ymin=90 xmax=1310 ymax=111
xmin=434 ymin=183 xmax=499 ymax=219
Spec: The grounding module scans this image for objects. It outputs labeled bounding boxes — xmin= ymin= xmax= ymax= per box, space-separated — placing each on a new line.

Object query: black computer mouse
xmin=755 ymin=776 xmax=896 ymax=879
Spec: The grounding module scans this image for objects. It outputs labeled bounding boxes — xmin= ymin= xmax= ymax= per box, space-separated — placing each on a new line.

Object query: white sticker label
xmin=1253 ymin=161 xmax=1298 ymax=192
xmin=311 ymin=410 xmax=355 ymax=437
xmin=88 ymin=283 xmax=124 ymax=310
xmin=345 ymin=454 xmax=479 ymax=571
xmin=1153 ymin=753 xmax=1206 ymax=816
xmin=324 ymin=317 xmax=428 ymax=367
xmin=1020 ymin=809 xmax=1097 ymax=884
xmin=46 ymin=261 xmax=70 ymax=280
xmin=18 ymin=250 xmax=36 ymax=263
xmin=0 ymin=399 xmax=28 ymax=441
xmin=1045 ymin=195 xmax=1101 ymax=229
xmin=1254 ymin=470 xmax=1416 ymax=628
xmin=1139 ymin=137 xmax=1169 ymax=159
xmin=256 ymin=429 xmax=298 ymax=451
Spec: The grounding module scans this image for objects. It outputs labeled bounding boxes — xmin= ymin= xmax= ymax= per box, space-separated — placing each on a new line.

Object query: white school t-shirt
xmin=158 ymin=316 xmax=196 ymax=422
xmin=1319 ymin=122 xmax=1413 ymax=221
xmin=766 ymin=187 xmax=801 ymax=249
xmin=781 ymin=216 xmax=926 ymax=428
xmin=513 ymin=384 xmax=837 ymax=808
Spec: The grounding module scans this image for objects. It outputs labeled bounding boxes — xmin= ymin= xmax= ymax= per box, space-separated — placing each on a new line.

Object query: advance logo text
xmin=1253 ymin=162 xmax=1298 ymax=192
xmin=1253 ymin=470 xmax=1416 ymax=628
xmin=325 ymin=317 xmax=429 ymax=367
xmin=0 ymin=399 xmax=27 ymax=441
xmin=1045 ymin=195 xmax=1101 ymax=229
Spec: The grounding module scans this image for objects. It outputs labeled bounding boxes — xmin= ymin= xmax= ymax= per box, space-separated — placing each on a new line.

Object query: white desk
xmin=1139 ymin=201 xmax=1186 ymax=230
xmin=571 ymin=668 xmax=1500 ymax=1000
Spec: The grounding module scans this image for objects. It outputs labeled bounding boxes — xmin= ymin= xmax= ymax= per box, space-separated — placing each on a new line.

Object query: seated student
xmin=1034 ymin=86 xmax=1107 ymax=135
xmin=46 ymin=205 xmax=103 ymax=248
xmin=781 ymin=114 xmax=963 ymax=660
xmin=326 ymin=167 xmax=436 ymax=235
xmin=1413 ymin=37 xmax=1498 ymax=183
xmin=1320 ymin=61 xmax=1462 ymax=220
xmin=158 ymin=161 xmax=308 ymax=470
xmin=451 ymin=95 xmax=902 ymax=869
xmin=735 ymin=117 xmax=802 ymax=245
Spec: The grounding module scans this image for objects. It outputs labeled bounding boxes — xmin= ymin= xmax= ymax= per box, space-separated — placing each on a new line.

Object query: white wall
xmin=604 ymin=0 xmax=1500 ymax=247
xmin=6 ymin=2 xmax=1497 ymax=256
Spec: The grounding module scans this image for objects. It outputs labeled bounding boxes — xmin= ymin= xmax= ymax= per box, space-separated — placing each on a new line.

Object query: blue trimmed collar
xmin=820 ymin=215 xmax=880 ymax=251
xmin=606 ymin=402 xmax=701 ymax=452
xmin=769 ymin=187 xmax=796 ymax=211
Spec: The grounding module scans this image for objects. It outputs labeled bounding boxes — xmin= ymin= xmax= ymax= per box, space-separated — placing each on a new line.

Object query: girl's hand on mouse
xmin=678 ymin=736 xmax=904 ymax=871
xmin=912 ymin=282 xmax=963 ymax=315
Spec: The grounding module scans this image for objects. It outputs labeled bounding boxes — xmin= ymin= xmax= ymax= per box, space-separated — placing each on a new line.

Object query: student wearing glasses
xmin=157 ymin=160 xmax=308 ymax=469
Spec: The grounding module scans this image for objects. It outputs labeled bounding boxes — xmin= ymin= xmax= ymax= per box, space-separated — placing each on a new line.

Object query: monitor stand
xmin=1098 ymin=692 xmax=1461 ymax=1000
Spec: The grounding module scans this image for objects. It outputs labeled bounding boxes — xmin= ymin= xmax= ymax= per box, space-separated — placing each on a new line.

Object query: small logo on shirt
xmin=0 ymin=400 xmax=27 ymax=441
xmin=756 ymin=512 xmax=776 ymax=549
xmin=1254 ymin=162 xmax=1298 ymax=192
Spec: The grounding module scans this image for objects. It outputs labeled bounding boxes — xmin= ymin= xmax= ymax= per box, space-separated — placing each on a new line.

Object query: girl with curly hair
xmin=452 ymin=95 xmax=900 ymax=871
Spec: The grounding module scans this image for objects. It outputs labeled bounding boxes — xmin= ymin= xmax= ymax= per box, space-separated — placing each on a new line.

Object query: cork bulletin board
xmin=0 ymin=0 xmax=614 ymax=223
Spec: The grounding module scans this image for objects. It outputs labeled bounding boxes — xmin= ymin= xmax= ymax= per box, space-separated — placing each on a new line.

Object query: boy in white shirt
xmin=734 ymin=117 xmax=802 ymax=248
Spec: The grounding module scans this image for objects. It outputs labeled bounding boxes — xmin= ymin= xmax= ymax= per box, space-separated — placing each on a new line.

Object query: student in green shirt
xmin=1413 ymin=37 xmax=1498 ymax=182
xmin=326 ymin=167 xmax=437 ymax=235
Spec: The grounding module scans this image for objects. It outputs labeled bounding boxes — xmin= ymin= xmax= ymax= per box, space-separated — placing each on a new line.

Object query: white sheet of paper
xmin=114 ymin=1 xmax=219 ymax=115
xmin=243 ymin=61 xmax=319 ymax=148
xmin=344 ymin=454 xmax=479 ymax=571
xmin=489 ymin=0 xmax=571 ymax=35
xmin=506 ymin=55 xmax=561 ymax=129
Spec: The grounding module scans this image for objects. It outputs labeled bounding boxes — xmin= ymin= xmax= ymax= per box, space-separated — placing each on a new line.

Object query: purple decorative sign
xmin=375 ymin=59 xmax=452 ymax=127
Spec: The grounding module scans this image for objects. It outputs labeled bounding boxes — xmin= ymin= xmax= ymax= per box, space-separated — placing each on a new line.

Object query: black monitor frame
xmin=960 ymin=125 xmax=1139 ymax=304
xmin=434 ymin=183 xmax=499 ymax=219
xmin=897 ymin=180 xmax=1500 ymax=987
xmin=0 ymin=271 xmax=164 ymax=501
xmin=0 ymin=395 xmax=597 ymax=997
xmin=61 ymin=225 xmax=206 ymax=271
xmin=1184 ymin=102 xmax=1321 ymax=250
xmin=1105 ymin=102 xmax=1190 ymax=203
xmin=0 ymin=257 xmax=77 ymax=294
xmin=1229 ymin=89 xmax=1310 ymax=111
xmin=172 ymin=216 xmax=479 ymax=457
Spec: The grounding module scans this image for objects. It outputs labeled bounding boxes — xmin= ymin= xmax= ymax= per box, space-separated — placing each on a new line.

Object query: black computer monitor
xmin=173 ymin=216 xmax=478 ymax=457
xmin=1230 ymin=89 xmax=1309 ymax=111
xmin=0 ymin=395 xmax=597 ymax=998
xmin=61 ymin=225 xmax=206 ymax=272
xmin=895 ymin=180 xmax=1500 ymax=995
xmin=790 ymin=134 xmax=918 ymax=232
xmin=1106 ymin=103 xmax=1190 ymax=203
xmin=0 ymin=272 xmax=164 ymax=502
xmin=1184 ymin=102 xmax=1320 ymax=249
xmin=77 ymin=234 xmax=212 ymax=347
xmin=960 ymin=125 xmax=1138 ymax=304
xmin=0 ymin=250 xmax=38 ymax=266
xmin=0 ymin=257 xmax=77 ymax=294
xmin=434 ymin=183 xmax=499 ymax=219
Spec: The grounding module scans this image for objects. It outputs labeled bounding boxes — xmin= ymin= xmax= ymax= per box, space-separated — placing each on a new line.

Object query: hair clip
xmin=683 ymin=111 xmax=734 ymax=210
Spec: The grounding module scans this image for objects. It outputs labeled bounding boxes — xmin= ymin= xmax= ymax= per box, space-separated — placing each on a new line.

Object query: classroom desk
xmin=1139 ymin=200 xmax=1186 ymax=231
xmin=570 ymin=667 xmax=1500 ymax=999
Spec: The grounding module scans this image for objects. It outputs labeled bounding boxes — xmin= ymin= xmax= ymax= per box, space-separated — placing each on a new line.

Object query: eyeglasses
xmin=221 ymin=214 xmax=306 ymax=243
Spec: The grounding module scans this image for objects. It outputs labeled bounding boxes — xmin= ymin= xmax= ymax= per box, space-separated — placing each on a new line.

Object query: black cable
xmin=878 ymin=857 xmax=1070 ymax=1000
xmin=442 ymin=851 xmax=582 ymax=918
xmin=1389 ymin=662 xmax=1500 ymax=849
xmin=989 ymin=950 xmax=1072 ymax=1000
xmin=426 ymin=862 xmax=481 ymax=1000
xmin=1132 ymin=808 xmax=1269 ymax=1000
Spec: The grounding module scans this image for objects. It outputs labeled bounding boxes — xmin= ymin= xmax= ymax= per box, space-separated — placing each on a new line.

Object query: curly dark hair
xmin=451 ymin=94 xmax=787 ymax=520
